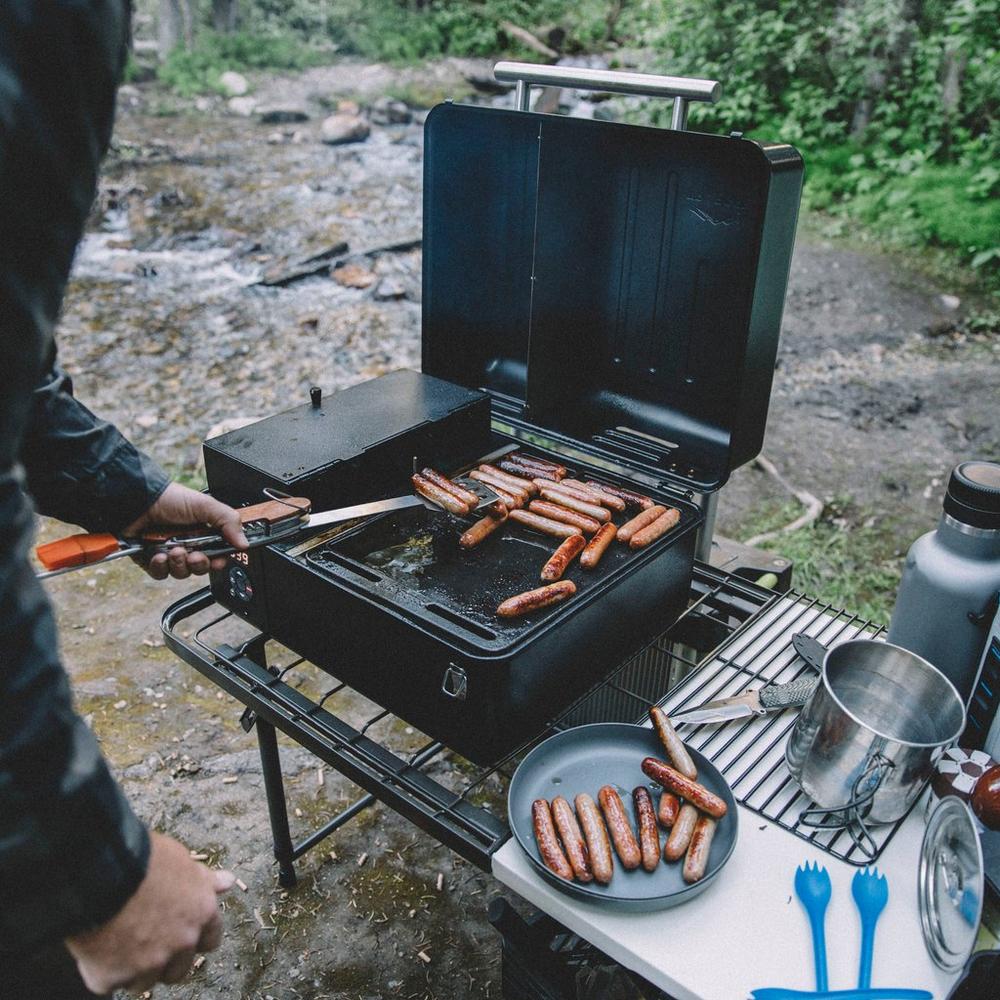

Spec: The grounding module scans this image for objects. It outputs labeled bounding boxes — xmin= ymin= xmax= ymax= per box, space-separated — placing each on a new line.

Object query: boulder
xmin=219 ymin=71 xmax=249 ymax=97
xmin=332 ymin=263 xmax=377 ymax=289
xmin=337 ymin=99 xmax=361 ymax=116
xmin=371 ymin=96 xmax=412 ymax=126
xmin=320 ymin=113 xmax=370 ymax=146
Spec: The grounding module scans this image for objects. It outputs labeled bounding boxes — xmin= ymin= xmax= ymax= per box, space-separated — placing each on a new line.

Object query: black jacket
xmin=1 ymin=0 xmax=170 ymax=951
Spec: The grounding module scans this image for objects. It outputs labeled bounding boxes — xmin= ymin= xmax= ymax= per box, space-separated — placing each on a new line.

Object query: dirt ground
xmin=38 ymin=58 xmax=998 ymax=1000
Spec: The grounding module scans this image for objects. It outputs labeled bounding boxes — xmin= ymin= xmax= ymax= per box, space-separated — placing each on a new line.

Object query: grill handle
xmin=493 ymin=61 xmax=721 ymax=130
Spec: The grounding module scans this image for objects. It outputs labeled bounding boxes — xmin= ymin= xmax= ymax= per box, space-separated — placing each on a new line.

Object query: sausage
xmin=532 ymin=800 xmax=574 ymax=880
xmin=663 ymin=803 xmax=699 ymax=861
xmin=562 ymin=480 xmax=627 ymax=511
xmin=579 ymin=523 xmax=617 ymax=570
xmin=511 ymin=453 xmax=567 ymax=476
xmin=585 ymin=481 xmax=655 ymax=510
xmin=500 ymin=458 xmax=565 ymax=482
xmin=574 ymin=794 xmax=614 ymax=885
xmin=550 ymin=479 xmax=602 ymax=501
xmin=497 ymin=580 xmax=576 ymax=618
xmin=469 ymin=470 xmax=529 ymax=501
xmin=539 ymin=487 xmax=611 ymax=524
xmin=658 ymin=791 xmax=680 ymax=828
xmin=541 ymin=534 xmax=586 ymax=581
xmin=616 ymin=505 xmax=667 ymax=544
xmin=649 ymin=706 xmax=697 ymax=780
xmin=420 ymin=468 xmax=480 ymax=508
xmin=528 ymin=500 xmax=601 ymax=534
xmin=551 ymin=796 xmax=593 ymax=883
xmin=598 ymin=786 xmax=641 ymax=871
xmin=508 ymin=509 xmax=584 ymax=540
xmin=632 ymin=787 xmax=661 ymax=873
xmin=478 ymin=464 xmax=540 ymax=496
xmin=683 ymin=815 xmax=717 ymax=884
xmin=641 ymin=757 xmax=728 ymax=819
xmin=630 ymin=508 xmax=681 ymax=549
xmin=412 ymin=474 xmax=470 ymax=515
xmin=534 ymin=480 xmax=601 ymax=504
xmin=459 ymin=509 xmax=507 ymax=549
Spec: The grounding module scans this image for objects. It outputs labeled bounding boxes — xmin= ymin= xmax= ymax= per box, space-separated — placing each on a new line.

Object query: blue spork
xmin=795 ymin=860 xmax=832 ymax=992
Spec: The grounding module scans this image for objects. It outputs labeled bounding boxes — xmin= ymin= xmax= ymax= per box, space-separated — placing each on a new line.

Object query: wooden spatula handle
xmin=36 ymin=533 xmax=122 ymax=571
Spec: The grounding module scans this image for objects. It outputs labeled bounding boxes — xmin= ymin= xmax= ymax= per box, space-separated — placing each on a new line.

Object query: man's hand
xmin=124 ymin=482 xmax=248 ymax=580
xmin=66 ymin=833 xmax=234 ymax=994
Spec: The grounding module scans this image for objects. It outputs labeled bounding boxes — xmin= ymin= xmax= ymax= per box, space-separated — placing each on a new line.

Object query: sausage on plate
xmin=528 ymin=500 xmax=601 ymax=534
xmin=683 ymin=815 xmax=717 ymax=883
xmin=632 ymin=787 xmax=661 ymax=873
xmin=630 ymin=508 xmax=681 ymax=549
xmin=497 ymin=580 xmax=576 ymax=618
xmin=658 ymin=791 xmax=680 ymax=829
xmin=420 ymin=468 xmax=480 ymax=508
xmin=617 ymin=505 xmax=667 ymax=544
xmin=574 ymin=793 xmax=614 ymax=885
xmin=580 ymin=523 xmax=617 ymax=570
xmin=663 ymin=803 xmax=699 ymax=861
xmin=598 ymin=786 xmax=641 ymax=871
xmin=459 ymin=509 xmax=507 ymax=549
xmin=538 ymin=487 xmax=610 ymax=524
xmin=532 ymin=799 xmax=574 ymax=880
xmin=641 ymin=757 xmax=728 ymax=819
xmin=478 ymin=464 xmax=539 ymax=496
xmin=562 ymin=480 xmax=627 ymax=511
xmin=649 ymin=706 xmax=697 ymax=780
xmin=508 ymin=509 xmax=584 ymax=540
xmin=551 ymin=796 xmax=593 ymax=883
xmin=412 ymin=474 xmax=470 ymax=516
xmin=585 ymin=481 xmax=655 ymax=510
xmin=541 ymin=534 xmax=586 ymax=582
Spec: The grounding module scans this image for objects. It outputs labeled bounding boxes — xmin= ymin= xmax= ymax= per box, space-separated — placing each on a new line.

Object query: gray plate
xmin=508 ymin=723 xmax=739 ymax=911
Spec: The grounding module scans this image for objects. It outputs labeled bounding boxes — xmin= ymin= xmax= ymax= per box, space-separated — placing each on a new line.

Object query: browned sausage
xmin=658 ymin=792 xmax=680 ymax=828
xmin=508 ymin=454 xmax=567 ymax=478
xmin=412 ymin=474 xmax=470 ymax=515
xmin=478 ymin=464 xmax=540 ymax=496
xmin=630 ymin=508 xmax=681 ymax=549
xmin=574 ymin=793 xmax=614 ymax=885
xmin=551 ymin=796 xmax=593 ymax=883
xmin=585 ymin=482 xmax=655 ymax=510
xmin=632 ymin=787 xmax=660 ymax=873
xmin=459 ymin=509 xmax=507 ymax=549
xmin=562 ymin=480 xmax=627 ymax=511
xmin=508 ymin=509 xmax=584 ymax=540
xmin=528 ymin=500 xmax=601 ymax=534
xmin=540 ymin=534 xmax=586 ymax=581
xmin=501 ymin=458 xmax=565 ymax=482
xmin=497 ymin=581 xmax=577 ymax=618
xmin=598 ymin=786 xmax=641 ymax=871
xmin=579 ymin=523 xmax=617 ymax=570
xmin=641 ymin=757 xmax=728 ymax=819
xmin=532 ymin=800 xmax=574 ymax=880
xmin=469 ymin=469 xmax=529 ymax=501
xmin=617 ymin=505 xmax=667 ymax=544
xmin=550 ymin=479 xmax=602 ymax=501
xmin=663 ymin=803 xmax=699 ymax=861
xmin=683 ymin=815 xmax=717 ymax=883
xmin=649 ymin=706 xmax=697 ymax=780
xmin=420 ymin=468 xmax=480 ymax=507
xmin=535 ymin=481 xmax=602 ymax=505
xmin=539 ymin=488 xmax=611 ymax=524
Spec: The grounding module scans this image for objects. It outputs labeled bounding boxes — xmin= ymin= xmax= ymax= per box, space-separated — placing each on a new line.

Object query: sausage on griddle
xmin=534 ymin=481 xmax=601 ymax=505
xmin=551 ymin=795 xmax=593 ymax=883
xmin=508 ymin=454 xmax=567 ymax=478
xmin=585 ymin=481 xmax=655 ymax=510
xmin=508 ymin=509 xmax=584 ymax=540
xmin=683 ymin=815 xmax=717 ymax=883
xmin=538 ymin=487 xmax=610 ymax=524
xmin=459 ymin=509 xmax=507 ymax=549
xmin=470 ymin=469 xmax=530 ymax=502
xmin=658 ymin=791 xmax=680 ymax=829
xmin=540 ymin=534 xmax=586 ymax=581
xmin=617 ymin=505 xmax=667 ymax=544
xmin=598 ymin=786 xmax=641 ymax=871
xmin=532 ymin=800 xmax=573 ymax=880
xmin=412 ymin=474 xmax=470 ymax=515
xmin=478 ymin=464 xmax=539 ymax=496
xmin=501 ymin=458 xmax=565 ymax=482
xmin=562 ymin=480 xmax=627 ymax=511
xmin=579 ymin=523 xmax=617 ymax=570
xmin=630 ymin=508 xmax=681 ymax=549
xmin=528 ymin=500 xmax=601 ymax=534
xmin=641 ymin=757 xmax=728 ymax=819
xmin=632 ymin=787 xmax=661 ymax=873
xmin=420 ymin=468 xmax=480 ymax=508
xmin=497 ymin=580 xmax=576 ymax=618
xmin=649 ymin=706 xmax=697 ymax=780
xmin=663 ymin=803 xmax=699 ymax=861
xmin=574 ymin=793 xmax=614 ymax=885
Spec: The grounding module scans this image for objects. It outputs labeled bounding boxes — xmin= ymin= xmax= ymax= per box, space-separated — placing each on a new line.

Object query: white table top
xmin=491 ymin=595 xmax=965 ymax=999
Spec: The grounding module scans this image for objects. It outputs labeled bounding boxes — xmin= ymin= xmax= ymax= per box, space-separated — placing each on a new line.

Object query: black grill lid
xmin=421 ymin=102 xmax=803 ymax=492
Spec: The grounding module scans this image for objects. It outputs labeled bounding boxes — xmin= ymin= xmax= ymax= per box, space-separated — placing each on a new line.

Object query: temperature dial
xmin=228 ymin=565 xmax=254 ymax=603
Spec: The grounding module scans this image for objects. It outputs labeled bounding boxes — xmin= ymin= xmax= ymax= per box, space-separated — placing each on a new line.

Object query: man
xmin=1 ymin=2 xmax=249 ymax=995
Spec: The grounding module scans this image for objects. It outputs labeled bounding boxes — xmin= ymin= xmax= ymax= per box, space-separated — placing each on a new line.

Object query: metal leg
xmin=694 ymin=491 xmax=719 ymax=563
xmin=256 ymin=718 xmax=298 ymax=888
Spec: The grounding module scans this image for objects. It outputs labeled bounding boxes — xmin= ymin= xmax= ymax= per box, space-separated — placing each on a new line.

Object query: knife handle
xmin=759 ymin=675 xmax=819 ymax=711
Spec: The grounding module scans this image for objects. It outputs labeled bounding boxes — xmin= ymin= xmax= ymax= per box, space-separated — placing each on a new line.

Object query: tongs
xmin=36 ymin=480 xmax=502 ymax=579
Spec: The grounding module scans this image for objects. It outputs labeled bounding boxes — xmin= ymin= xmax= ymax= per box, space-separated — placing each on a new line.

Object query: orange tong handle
xmin=36 ymin=533 xmax=121 ymax=571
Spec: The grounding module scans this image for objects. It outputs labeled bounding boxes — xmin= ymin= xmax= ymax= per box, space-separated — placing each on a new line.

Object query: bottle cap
xmin=944 ymin=461 xmax=1000 ymax=529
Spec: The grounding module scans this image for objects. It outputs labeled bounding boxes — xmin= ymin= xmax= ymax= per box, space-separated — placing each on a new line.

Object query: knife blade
xmin=670 ymin=674 xmax=820 ymax=725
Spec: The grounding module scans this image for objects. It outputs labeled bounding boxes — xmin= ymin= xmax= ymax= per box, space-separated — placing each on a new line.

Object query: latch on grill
xmin=441 ymin=663 xmax=468 ymax=701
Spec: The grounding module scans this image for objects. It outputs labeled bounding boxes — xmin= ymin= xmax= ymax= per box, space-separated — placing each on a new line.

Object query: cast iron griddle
xmin=508 ymin=723 xmax=738 ymax=911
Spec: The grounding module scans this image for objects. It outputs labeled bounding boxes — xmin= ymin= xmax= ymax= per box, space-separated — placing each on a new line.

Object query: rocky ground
xmin=38 ymin=56 xmax=998 ymax=1000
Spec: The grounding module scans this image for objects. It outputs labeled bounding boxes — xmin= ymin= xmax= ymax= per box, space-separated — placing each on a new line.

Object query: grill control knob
xmin=229 ymin=565 xmax=253 ymax=603
xmin=310 ymin=386 xmax=322 ymax=408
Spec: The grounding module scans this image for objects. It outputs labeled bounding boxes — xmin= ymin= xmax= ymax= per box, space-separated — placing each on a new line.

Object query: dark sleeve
xmin=21 ymin=353 xmax=170 ymax=534
xmin=0 ymin=0 xmax=153 ymax=952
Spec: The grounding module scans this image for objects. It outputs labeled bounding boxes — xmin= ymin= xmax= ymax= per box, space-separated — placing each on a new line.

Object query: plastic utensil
xmin=795 ymin=861 xmax=832 ymax=992
xmin=750 ymin=989 xmax=932 ymax=1000
xmin=852 ymin=866 xmax=889 ymax=989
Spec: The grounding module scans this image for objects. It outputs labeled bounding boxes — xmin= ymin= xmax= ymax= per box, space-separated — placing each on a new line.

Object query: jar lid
xmin=919 ymin=796 xmax=983 ymax=971
xmin=944 ymin=461 xmax=1000 ymax=529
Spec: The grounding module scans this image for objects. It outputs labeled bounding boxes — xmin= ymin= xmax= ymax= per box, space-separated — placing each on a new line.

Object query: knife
xmin=671 ymin=633 xmax=827 ymax=725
